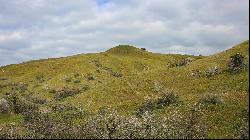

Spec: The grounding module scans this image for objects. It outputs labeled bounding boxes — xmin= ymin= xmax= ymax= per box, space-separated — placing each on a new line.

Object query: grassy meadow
xmin=0 ymin=40 xmax=249 ymax=139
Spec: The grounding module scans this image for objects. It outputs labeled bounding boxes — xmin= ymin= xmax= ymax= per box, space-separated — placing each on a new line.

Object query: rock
xmin=0 ymin=98 xmax=10 ymax=113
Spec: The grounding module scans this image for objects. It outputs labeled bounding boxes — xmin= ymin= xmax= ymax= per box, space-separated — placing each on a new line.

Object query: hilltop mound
xmin=106 ymin=45 xmax=147 ymax=56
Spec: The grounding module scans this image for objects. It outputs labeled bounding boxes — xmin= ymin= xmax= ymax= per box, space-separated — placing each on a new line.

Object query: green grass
xmin=0 ymin=114 xmax=23 ymax=124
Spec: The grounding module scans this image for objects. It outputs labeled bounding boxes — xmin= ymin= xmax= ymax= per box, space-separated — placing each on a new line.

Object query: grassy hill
xmin=0 ymin=41 xmax=249 ymax=139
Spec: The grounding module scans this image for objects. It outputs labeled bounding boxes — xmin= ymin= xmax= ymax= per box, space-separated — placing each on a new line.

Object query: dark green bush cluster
xmin=228 ymin=53 xmax=245 ymax=73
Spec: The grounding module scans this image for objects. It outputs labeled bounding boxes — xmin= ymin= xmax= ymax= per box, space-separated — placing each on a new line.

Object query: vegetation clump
xmin=86 ymin=73 xmax=95 ymax=81
xmin=170 ymin=57 xmax=194 ymax=67
xmin=199 ymin=93 xmax=223 ymax=105
xmin=205 ymin=66 xmax=221 ymax=77
xmin=228 ymin=53 xmax=245 ymax=73
xmin=136 ymin=90 xmax=179 ymax=117
xmin=191 ymin=69 xmax=202 ymax=77
xmin=0 ymin=77 xmax=8 ymax=81
xmin=52 ymin=87 xmax=82 ymax=100
xmin=0 ymin=98 xmax=10 ymax=113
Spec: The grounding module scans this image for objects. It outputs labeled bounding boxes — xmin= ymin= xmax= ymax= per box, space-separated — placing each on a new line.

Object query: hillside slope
xmin=0 ymin=41 xmax=249 ymax=139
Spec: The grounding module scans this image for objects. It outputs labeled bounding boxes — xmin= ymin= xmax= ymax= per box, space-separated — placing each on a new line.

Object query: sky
xmin=0 ymin=0 xmax=249 ymax=66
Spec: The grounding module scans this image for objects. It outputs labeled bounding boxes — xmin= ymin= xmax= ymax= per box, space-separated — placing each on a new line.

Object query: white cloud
xmin=0 ymin=0 xmax=249 ymax=66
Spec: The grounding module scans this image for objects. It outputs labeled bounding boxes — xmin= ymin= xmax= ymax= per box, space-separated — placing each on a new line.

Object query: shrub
xmin=199 ymin=93 xmax=223 ymax=105
xmin=53 ymin=87 xmax=81 ymax=100
xmin=0 ymin=107 xmax=208 ymax=139
xmin=81 ymin=108 xmax=123 ymax=139
xmin=191 ymin=69 xmax=202 ymax=77
xmin=170 ymin=57 xmax=194 ymax=67
xmin=25 ymin=94 xmax=47 ymax=104
xmin=51 ymin=103 xmax=77 ymax=112
xmin=236 ymin=119 xmax=249 ymax=139
xmin=205 ymin=66 xmax=221 ymax=77
xmin=228 ymin=53 xmax=245 ymax=72
xmin=135 ymin=100 xmax=155 ymax=117
xmin=0 ymin=98 xmax=10 ymax=113
xmin=11 ymin=82 xmax=28 ymax=92
xmin=155 ymin=91 xmax=179 ymax=109
xmin=136 ymin=91 xmax=179 ymax=117
xmin=13 ymin=97 xmax=39 ymax=114
xmin=0 ymin=123 xmax=23 ymax=139
xmin=24 ymin=112 xmax=77 ymax=139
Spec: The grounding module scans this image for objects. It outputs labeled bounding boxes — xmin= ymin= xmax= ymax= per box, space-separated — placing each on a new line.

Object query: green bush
xmin=136 ymin=91 xmax=179 ymax=117
xmin=25 ymin=94 xmax=47 ymax=104
xmin=199 ymin=93 xmax=223 ymax=105
xmin=228 ymin=53 xmax=245 ymax=72
xmin=53 ymin=87 xmax=81 ymax=100
xmin=170 ymin=57 xmax=194 ymax=67
xmin=205 ymin=66 xmax=221 ymax=77
xmin=0 ymin=98 xmax=10 ymax=113
xmin=0 ymin=123 xmax=23 ymax=139
xmin=13 ymin=97 xmax=39 ymax=114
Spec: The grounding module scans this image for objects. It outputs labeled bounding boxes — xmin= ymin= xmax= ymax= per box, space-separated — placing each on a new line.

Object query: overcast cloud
xmin=0 ymin=0 xmax=249 ymax=66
